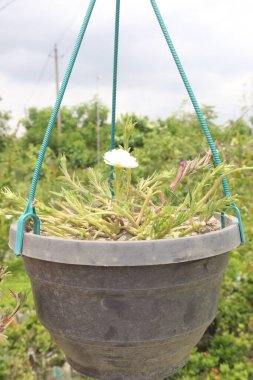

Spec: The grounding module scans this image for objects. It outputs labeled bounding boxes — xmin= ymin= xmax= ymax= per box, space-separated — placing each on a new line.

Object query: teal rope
xmin=110 ymin=0 xmax=121 ymax=192
xmin=150 ymin=0 xmax=245 ymax=243
xmin=14 ymin=0 xmax=97 ymax=256
xmin=110 ymin=0 xmax=121 ymax=151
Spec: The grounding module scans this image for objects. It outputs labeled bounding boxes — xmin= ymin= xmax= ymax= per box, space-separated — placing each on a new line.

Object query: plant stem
xmin=199 ymin=167 xmax=253 ymax=206
xmin=136 ymin=189 xmax=153 ymax=226
xmin=179 ymin=223 xmax=203 ymax=237
xmin=126 ymin=169 xmax=132 ymax=200
xmin=115 ymin=167 xmax=122 ymax=202
xmin=113 ymin=202 xmax=139 ymax=228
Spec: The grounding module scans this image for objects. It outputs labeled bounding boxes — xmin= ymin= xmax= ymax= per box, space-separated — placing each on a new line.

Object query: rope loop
xmin=14 ymin=204 xmax=40 ymax=256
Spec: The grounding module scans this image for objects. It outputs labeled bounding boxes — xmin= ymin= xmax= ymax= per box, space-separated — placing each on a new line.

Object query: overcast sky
xmin=1 ymin=0 xmax=253 ymax=128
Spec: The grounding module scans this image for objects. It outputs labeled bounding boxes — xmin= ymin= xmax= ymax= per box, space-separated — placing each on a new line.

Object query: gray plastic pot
xmin=9 ymin=214 xmax=241 ymax=380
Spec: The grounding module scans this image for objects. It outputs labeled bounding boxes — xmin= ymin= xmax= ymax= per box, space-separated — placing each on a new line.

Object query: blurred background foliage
xmin=0 ymin=98 xmax=252 ymax=380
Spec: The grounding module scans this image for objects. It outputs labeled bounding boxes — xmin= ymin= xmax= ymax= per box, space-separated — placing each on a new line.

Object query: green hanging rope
xmin=109 ymin=0 xmax=121 ymax=192
xmin=110 ymin=0 xmax=121 ymax=150
xmin=150 ymin=0 xmax=245 ymax=243
xmin=14 ymin=0 xmax=97 ymax=256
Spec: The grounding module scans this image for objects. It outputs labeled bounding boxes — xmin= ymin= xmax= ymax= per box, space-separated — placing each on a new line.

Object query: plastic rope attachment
xmin=14 ymin=203 xmax=41 ymax=257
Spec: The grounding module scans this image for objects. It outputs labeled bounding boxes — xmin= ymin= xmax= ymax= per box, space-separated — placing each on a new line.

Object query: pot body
xmin=24 ymin=254 xmax=229 ymax=380
xmin=9 ymin=215 xmax=241 ymax=380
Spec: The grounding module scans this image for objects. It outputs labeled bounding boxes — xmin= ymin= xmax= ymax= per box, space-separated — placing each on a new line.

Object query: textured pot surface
xmin=9 ymin=215 xmax=241 ymax=380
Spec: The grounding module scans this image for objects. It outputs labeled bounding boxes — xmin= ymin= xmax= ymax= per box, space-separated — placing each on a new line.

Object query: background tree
xmin=20 ymin=98 xmax=110 ymax=168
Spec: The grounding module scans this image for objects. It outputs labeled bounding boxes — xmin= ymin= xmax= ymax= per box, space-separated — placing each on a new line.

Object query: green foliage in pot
xmin=2 ymin=121 xmax=252 ymax=242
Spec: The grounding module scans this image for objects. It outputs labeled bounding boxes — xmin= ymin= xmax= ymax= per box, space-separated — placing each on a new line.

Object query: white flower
xmin=103 ymin=149 xmax=139 ymax=168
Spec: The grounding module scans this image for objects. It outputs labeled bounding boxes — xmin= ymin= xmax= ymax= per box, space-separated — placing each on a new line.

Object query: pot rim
xmin=9 ymin=213 xmax=241 ymax=266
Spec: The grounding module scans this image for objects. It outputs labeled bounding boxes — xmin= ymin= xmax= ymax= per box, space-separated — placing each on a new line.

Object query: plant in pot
xmin=3 ymin=120 xmax=253 ymax=380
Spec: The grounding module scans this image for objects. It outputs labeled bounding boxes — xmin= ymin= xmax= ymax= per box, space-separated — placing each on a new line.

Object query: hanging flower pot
xmin=7 ymin=146 xmax=249 ymax=379
xmin=9 ymin=214 xmax=241 ymax=380
xmin=5 ymin=0 xmax=251 ymax=379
